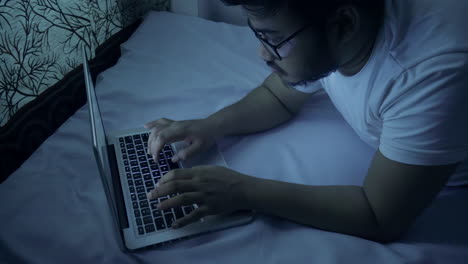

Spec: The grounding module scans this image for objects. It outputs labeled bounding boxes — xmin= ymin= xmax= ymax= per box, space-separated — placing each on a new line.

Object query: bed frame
xmin=0 ymin=20 xmax=142 ymax=183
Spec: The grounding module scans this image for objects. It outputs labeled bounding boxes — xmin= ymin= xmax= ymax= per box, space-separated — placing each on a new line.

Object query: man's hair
xmin=220 ymin=0 xmax=384 ymax=25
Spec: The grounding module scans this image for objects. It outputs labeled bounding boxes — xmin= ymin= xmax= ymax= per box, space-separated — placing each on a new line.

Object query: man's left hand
xmin=146 ymin=165 xmax=252 ymax=229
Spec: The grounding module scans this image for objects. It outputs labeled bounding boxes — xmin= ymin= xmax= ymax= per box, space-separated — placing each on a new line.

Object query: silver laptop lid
xmin=82 ymin=48 xmax=119 ymax=220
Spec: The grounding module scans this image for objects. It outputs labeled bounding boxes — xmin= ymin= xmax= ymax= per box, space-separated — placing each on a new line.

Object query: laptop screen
xmin=82 ymin=50 xmax=119 ymax=218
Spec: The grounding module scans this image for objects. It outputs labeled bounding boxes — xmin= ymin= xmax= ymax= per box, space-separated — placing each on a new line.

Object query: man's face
xmin=247 ymin=7 xmax=335 ymax=85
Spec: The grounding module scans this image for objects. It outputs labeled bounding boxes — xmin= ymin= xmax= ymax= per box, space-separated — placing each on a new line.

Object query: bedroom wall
xmin=0 ymin=0 xmax=169 ymax=127
xmin=171 ymin=0 xmax=247 ymax=26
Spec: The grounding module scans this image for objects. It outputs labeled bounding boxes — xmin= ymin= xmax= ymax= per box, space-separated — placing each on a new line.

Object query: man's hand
xmin=146 ymin=165 xmax=252 ymax=228
xmin=145 ymin=118 xmax=221 ymax=163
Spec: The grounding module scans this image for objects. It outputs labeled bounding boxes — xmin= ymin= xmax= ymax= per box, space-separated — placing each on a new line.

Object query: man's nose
xmin=259 ymin=44 xmax=275 ymax=61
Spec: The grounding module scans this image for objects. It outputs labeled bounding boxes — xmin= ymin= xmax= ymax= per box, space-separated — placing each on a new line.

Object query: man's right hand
xmin=144 ymin=118 xmax=221 ymax=163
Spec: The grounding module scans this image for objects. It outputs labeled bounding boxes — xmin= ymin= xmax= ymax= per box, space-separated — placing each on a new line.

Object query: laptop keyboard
xmin=119 ymin=133 xmax=196 ymax=236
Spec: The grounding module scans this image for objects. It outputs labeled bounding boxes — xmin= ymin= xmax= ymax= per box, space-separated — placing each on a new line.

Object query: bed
xmin=1 ymin=11 xmax=467 ymax=263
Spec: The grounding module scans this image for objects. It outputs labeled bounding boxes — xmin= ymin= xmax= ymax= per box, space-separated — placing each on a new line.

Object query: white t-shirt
xmin=293 ymin=0 xmax=468 ymax=186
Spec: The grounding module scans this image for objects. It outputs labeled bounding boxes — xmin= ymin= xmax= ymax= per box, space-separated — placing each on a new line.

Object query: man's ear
xmin=326 ymin=5 xmax=360 ymax=46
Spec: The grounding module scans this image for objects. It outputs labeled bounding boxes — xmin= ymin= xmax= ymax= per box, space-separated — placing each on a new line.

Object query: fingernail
xmin=172 ymin=223 xmax=179 ymax=229
xmin=153 ymin=155 xmax=156 ymax=161
xmin=146 ymin=192 xmax=152 ymax=200
xmin=157 ymin=203 xmax=162 ymax=210
xmin=171 ymin=156 xmax=178 ymax=163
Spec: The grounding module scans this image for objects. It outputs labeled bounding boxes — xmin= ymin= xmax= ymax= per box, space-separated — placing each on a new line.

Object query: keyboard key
xmin=164 ymin=145 xmax=171 ymax=151
xmin=126 ymin=173 xmax=131 ymax=179
xmin=143 ymin=174 xmax=152 ymax=181
xmin=154 ymin=217 xmax=166 ymax=230
xmin=142 ymin=134 xmax=149 ymax=142
xmin=160 ymin=166 xmax=168 ymax=172
xmin=131 ymin=167 xmax=139 ymax=173
xmin=121 ymin=148 xmax=126 ymax=154
xmin=132 ymin=201 xmax=139 ymax=209
xmin=134 ymin=140 xmax=142 ymax=145
xmin=124 ymin=160 xmax=129 ymax=166
xmin=140 ymin=200 xmax=149 ymax=208
xmin=174 ymin=208 xmax=184 ymax=219
xmin=120 ymin=143 xmax=125 ymax=148
xmin=147 ymin=187 xmax=155 ymax=193
xmin=126 ymin=144 xmax=134 ymax=149
xmin=128 ymin=149 xmax=136 ymax=155
xmin=138 ymin=226 xmax=144 ymax=235
xmin=144 ymin=143 xmax=148 ymax=148
xmin=131 ymin=194 xmax=137 ymax=201
xmin=164 ymin=213 xmax=175 ymax=227
xmin=152 ymin=170 xmax=160 ymax=177
xmin=159 ymin=153 xmax=165 ymax=159
xmin=145 ymin=224 xmax=156 ymax=233
xmin=165 ymin=151 xmax=173 ymax=159
xmin=123 ymin=154 xmax=128 ymax=160
xmin=138 ymin=156 xmax=146 ymax=162
xmin=183 ymin=206 xmax=194 ymax=215
xmin=125 ymin=167 xmax=130 ymax=172
xmin=138 ymin=193 xmax=147 ymax=200
xmin=145 ymin=181 xmax=154 ymax=188
xmin=136 ymin=145 xmax=143 ymax=150
xmin=151 ymin=202 xmax=159 ymax=210
xmin=129 ymin=155 xmax=137 ymax=160
xmin=129 ymin=187 xmax=135 ymax=193
xmin=135 ymin=180 xmax=143 ymax=186
xmin=143 ymin=216 xmax=153 ymax=225
xmin=163 ymin=208 xmax=173 ymax=214
xmin=159 ymin=159 xmax=166 ymax=166
xmin=142 ymin=168 xmax=150 ymax=174
xmin=134 ymin=210 xmax=140 ymax=217
xmin=125 ymin=136 xmax=132 ymax=144
xmin=119 ymin=137 xmax=124 ymax=143
xmin=136 ymin=217 xmax=143 ymax=226
xmin=130 ymin=161 xmax=138 ymax=166
xmin=136 ymin=186 xmax=145 ymax=193
xmin=141 ymin=208 xmax=151 ymax=216
xmin=152 ymin=209 xmax=162 ymax=217
xmin=140 ymin=162 xmax=148 ymax=168
xmin=149 ymin=159 xmax=156 ymax=165
xmin=169 ymin=161 xmax=180 ymax=169
xmin=128 ymin=179 xmax=133 ymax=186
xmin=133 ymin=173 xmax=142 ymax=179
xmin=133 ymin=135 xmax=140 ymax=140
xmin=137 ymin=150 xmax=145 ymax=156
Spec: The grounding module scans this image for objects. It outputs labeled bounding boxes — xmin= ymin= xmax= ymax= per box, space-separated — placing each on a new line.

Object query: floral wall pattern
xmin=0 ymin=0 xmax=169 ymax=127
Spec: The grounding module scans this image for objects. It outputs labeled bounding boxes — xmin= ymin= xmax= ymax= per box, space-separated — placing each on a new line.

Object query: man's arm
xmin=206 ymin=73 xmax=315 ymax=137
xmin=242 ymin=150 xmax=459 ymax=243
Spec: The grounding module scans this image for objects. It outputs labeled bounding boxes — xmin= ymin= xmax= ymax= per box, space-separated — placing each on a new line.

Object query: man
xmin=145 ymin=0 xmax=468 ymax=243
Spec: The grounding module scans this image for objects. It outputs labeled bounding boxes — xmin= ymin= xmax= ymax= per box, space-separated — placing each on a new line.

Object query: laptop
xmin=82 ymin=49 xmax=255 ymax=251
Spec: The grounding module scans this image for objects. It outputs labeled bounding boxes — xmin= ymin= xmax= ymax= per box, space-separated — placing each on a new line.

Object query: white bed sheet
xmin=1 ymin=11 xmax=467 ymax=264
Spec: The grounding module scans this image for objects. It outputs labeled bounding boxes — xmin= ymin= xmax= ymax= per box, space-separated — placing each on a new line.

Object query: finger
xmin=171 ymin=205 xmax=210 ymax=229
xmin=147 ymin=179 xmax=197 ymax=200
xmin=144 ymin=118 xmax=173 ymax=129
xmin=156 ymin=192 xmax=204 ymax=210
xmin=149 ymin=127 xmax=187 ymax=161
xmin=158 ymin=168 xmax=193 ymax=185
xmin=172 ymin=139 xmax=202 ymax=162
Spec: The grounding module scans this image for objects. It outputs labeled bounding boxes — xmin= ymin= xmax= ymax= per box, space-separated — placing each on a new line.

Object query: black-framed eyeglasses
xmin=248 ymin=19 xmax=311 ymax=60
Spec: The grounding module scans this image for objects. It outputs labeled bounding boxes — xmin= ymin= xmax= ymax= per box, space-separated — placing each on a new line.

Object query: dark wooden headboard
xmin=0 ymin=19 xmax=142 ymax=183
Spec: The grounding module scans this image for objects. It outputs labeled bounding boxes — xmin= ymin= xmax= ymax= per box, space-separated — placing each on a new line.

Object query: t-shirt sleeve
xmin=290 ymin=80 xmax=324 ymax=94
xmin=379 ymin=53 xmax=468 ymax=166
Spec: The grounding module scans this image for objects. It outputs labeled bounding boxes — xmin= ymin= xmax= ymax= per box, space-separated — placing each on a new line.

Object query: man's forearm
xmin=206 ymin=84 xmax=294 ymax=138
xmin=242 ymin=177 xmax=386 ymax=242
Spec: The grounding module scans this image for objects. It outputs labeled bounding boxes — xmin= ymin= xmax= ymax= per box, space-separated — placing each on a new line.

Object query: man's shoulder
xmin=385 ymin=0 xmax=468 ymax=70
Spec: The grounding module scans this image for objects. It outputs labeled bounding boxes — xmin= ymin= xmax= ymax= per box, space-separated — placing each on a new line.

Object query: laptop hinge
xmin=107 ymin=144 xmax=130 ymax=229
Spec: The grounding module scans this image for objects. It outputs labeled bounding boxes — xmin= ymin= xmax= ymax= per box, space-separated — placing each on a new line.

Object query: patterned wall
xmin=0 ymin=0 xmax=169 ymax=127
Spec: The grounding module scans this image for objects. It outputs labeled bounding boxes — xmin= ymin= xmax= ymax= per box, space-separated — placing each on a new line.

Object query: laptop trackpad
xmin=172 ymin=142 xmax=227 ymax=169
